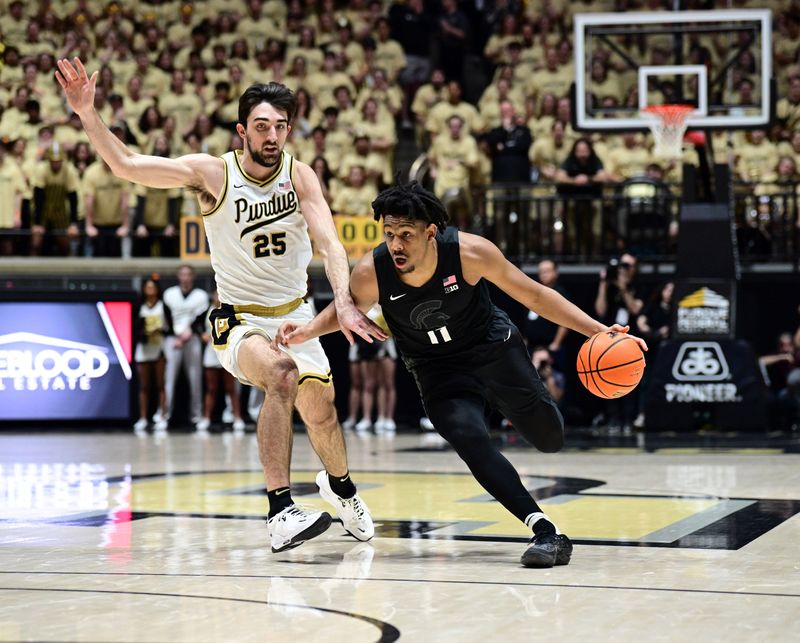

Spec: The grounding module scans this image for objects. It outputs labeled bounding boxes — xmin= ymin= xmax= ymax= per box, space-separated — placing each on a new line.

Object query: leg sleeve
xmin=425 ymin=394 xmax=549 ymax=525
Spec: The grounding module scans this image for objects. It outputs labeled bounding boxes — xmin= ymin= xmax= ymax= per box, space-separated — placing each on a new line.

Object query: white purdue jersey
xmin=203 ymin=150 xmax=312 ymax=307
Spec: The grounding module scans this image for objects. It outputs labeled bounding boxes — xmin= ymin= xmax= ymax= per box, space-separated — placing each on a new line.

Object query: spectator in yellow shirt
xmin=736 ymin=129 xmax=780 ymax=183
xmin=331 ymin=165 xmax=379 ymax=216
xmin=428 ymin=115 xmax=480 ymax=228
xmin=83 ymin=159 xmax=130 ymax=257
xmin=0 ymin=141 xmax=27 ymax=256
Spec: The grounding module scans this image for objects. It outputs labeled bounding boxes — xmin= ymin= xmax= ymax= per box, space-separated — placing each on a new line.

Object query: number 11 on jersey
xmin=428 ymin=326 xmax=452 ymax=344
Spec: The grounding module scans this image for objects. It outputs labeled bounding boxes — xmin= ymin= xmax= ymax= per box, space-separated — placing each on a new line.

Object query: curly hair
xmin=371 ymin=181 xmax=449 ymax=231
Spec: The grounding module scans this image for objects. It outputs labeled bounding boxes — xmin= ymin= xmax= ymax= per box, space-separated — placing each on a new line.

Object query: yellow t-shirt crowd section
xmin=0 ymin=0 xmax=798 ymax=257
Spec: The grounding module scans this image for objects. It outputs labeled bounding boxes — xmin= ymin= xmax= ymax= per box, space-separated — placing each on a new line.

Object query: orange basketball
xmin=576 ymin=331 xmax=645 ymax=398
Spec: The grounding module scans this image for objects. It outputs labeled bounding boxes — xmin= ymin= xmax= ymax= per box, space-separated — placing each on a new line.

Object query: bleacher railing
xmin=1 ymin=180 xmax=798 ymax=268
xmin=477 ymin=180 xmax=800 ymax=267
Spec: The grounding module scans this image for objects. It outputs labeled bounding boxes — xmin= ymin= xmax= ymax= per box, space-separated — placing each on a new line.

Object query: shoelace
xmin=346 ymin=495 xmax=366 ymax=519
xmin=279 ymin=504 xmax=315 ymax=521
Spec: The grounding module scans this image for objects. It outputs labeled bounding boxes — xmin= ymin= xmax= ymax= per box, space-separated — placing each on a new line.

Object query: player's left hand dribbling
xmin=606 ymin=324 xmax=649 ymax=353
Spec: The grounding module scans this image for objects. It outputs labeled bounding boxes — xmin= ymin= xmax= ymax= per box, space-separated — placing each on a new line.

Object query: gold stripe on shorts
xmin=298 ymin=371 xmax=332 ymax=387
xmin=232 ymin=298 xmax=303 ymax=317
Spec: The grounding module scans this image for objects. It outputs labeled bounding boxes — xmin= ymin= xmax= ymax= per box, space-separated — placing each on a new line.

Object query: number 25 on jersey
xmin=253 ymin=232 xmax=287 ymax=258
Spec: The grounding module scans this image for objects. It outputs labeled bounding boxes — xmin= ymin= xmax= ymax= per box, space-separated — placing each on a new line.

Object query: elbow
xmin=110 ymin=150 xmax=138 ymax=182
xmin=109 ymin=160 xmax=134 ymax=183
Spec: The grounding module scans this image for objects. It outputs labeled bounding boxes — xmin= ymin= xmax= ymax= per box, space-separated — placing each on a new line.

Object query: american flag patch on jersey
xmin=443 ymin=275 xmax=457 ymax=286
xmin=278 ymin=180 xmax=291 ymax=189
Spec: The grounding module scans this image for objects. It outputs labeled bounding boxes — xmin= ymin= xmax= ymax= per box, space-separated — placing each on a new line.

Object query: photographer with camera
xmin=531 ymin=346 xmax=565 ymax=406
xmin=593 ymin=252 xmax=644 ymax=435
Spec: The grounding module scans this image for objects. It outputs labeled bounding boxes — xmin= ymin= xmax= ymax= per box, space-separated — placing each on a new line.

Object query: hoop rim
xmin=641 ymin=104 xmax=697 ymax=123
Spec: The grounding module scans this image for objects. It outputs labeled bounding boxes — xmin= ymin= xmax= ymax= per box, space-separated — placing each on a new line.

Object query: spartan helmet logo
xmin=410 ymin=300 xmax=450 ymax=330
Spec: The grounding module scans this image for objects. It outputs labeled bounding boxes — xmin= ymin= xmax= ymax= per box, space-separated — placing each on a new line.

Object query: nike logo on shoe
xmin=389 ymin=294 xmax=406 ymax=301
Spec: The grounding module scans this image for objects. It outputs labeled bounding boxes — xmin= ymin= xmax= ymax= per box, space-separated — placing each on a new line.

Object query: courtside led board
xmin=0 ymin=301 xmax=132 ymax=421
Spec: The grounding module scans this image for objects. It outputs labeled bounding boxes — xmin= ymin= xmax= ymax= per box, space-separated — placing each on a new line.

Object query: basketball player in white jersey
xmin=56 ymin=57 xmax=386 ymax=552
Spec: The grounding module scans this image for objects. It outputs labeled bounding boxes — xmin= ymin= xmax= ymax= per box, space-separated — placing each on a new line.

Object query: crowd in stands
xmin=0 ymin=0 xmax=798 ymax=258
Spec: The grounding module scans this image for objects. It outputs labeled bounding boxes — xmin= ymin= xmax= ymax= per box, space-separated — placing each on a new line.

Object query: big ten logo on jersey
xmin=443 ymin=274 xmax=459 ymax=293
xmin=180 ymin=215 xmax=211 ymax=261
xmin=319 ymin=215 xmax=381 ymax=260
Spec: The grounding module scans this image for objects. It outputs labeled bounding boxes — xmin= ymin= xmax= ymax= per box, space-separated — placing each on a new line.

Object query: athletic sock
xmin=524 ymin=511 xmax=558 ymax=535
xmin=328 ymin=471 xmax=356 ymax=499
xmin=267 ymin=487 xmax=293 ymax=518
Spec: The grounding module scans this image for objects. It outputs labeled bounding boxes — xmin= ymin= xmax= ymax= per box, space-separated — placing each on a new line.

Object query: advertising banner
xmin=332 ymin=215 xmax=381 ymax=259
xmin=673 ymin=279 xmax=736 ymax=339
xmin=0 ymin=301 xmax=133 ymax=421
xmin=181 ymin=214 xmax=380 ymax=262
xmin=180 ymin=215 xmax=211 ymax=261
xmin=645 ymin=339 xmax=768 ymax=431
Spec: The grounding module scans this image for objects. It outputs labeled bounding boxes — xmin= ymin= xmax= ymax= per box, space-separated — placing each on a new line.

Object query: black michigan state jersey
xmin=374 ymin=227 xmax=511 ymax=361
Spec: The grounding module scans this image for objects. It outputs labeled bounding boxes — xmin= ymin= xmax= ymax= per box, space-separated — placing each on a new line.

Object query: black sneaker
xmin=520 ymin=533 xmax=573 ymax=568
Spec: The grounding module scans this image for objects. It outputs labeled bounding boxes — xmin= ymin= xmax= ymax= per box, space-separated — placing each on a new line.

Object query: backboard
xmin=573 ymin=10 xmax=772 ymax=131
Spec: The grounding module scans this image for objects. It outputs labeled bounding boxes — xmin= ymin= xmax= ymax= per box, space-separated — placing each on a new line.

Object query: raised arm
xmin=292 ymin=159 xmax=384 ymax=344
xmin=56 ymin=58 xmax=222 ymax=197
xmin=460 ymin=233 xmax=648 ymax=351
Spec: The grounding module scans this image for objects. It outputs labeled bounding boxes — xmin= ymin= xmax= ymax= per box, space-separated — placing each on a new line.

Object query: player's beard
xmin=246 ymin=134 xmax=280 ymax=168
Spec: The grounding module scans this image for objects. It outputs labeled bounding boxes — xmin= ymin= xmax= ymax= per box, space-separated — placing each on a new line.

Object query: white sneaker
xmin=382 ymin=418 xmax=396 ymax=432
xmin=267 ymin=504 xmax=332 ymax=553
xmin=222 ymin=406 xmax=235 ymax=424
xmin=374 ymin=417 xmax=387 ymax=432
xmin=152 ymin=410 xmax=164 ymax=424
xmin=195 ymin=417 xmax=211 ymax=432
xmin=153 ymin=419 xmax=168 ymax=433
xmin=420 ymin=416 xmax=435 ymax=431
xmin=133 ymin=417 xmax=148 ymax=433
xmin=354 ymin=418 xmax=372 ymax=432
xmin=232 ymin=418 xmax=246 ymax=433
xmin=341 ymin=418 xmax=356 ymax=431
xmin=316 ymin=470 xmax=374 ymax=541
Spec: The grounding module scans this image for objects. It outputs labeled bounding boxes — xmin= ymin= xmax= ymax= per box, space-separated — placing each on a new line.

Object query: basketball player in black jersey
xmin=277 ymin=182 xmax=648 ymax=567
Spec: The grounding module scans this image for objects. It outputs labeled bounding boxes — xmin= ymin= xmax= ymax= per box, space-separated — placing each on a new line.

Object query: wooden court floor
xmin=1 ymin=430 xmax=798 ymax=642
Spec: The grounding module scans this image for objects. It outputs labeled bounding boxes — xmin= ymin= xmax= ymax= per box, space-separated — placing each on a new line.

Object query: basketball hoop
xmin=641 ymin=105 xmax=696 ymax=159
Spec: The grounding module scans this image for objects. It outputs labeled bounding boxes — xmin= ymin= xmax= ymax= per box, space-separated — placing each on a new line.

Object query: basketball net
xmin=641 ymin=105 xmax=695 ymax=159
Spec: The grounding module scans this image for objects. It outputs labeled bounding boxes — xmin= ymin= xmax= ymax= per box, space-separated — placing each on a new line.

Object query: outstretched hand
xmin=336 ymin=302 xmax=388 ymax=345
xmin=606 ymin=324 xmax=649 ymax=353
xmin=55 ymin=57 xmax=97 ymax=116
